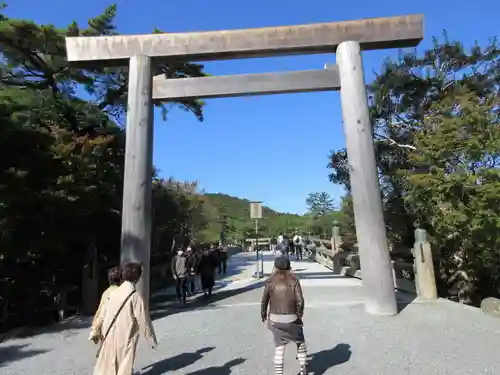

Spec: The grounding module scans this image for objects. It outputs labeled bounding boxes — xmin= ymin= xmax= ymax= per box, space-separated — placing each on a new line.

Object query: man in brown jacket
xmin=261 ymin=256 xmax=308 ymax=375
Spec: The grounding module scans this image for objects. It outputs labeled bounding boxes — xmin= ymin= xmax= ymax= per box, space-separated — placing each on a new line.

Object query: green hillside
xmin=203 ymin=193 xmax=309 ymax=241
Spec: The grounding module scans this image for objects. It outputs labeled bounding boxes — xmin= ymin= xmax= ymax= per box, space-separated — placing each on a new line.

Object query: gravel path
xmin=1 ymin=251 xmax=500 ymax=374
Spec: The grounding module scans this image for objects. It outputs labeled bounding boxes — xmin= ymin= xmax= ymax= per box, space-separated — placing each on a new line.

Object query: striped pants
xmin=274 ymin=342 xmax=307 ymax=375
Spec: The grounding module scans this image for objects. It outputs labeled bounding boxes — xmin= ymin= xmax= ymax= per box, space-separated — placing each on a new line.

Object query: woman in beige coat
xmin=93 ymin=263 xmax=157 ymax=375
xmin=88 ymin=266 xmax=121 ymax=343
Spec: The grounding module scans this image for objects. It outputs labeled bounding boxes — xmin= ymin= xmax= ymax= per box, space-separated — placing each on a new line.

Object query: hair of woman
xmin=272 ymin=257 xmax=297 ymax=282
xmin=121 ymin=262 xmax=142 ymax=283
xmin=107 ymin=266 xmax=121 ymax=285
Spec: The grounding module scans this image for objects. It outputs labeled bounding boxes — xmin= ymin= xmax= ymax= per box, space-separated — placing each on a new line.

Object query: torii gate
xmin=65 ymin=14 xmax=423 ymax=315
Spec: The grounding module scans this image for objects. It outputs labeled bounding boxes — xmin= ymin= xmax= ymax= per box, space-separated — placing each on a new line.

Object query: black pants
xmin=221 ymin=258 xmax=227 ymax=274
xmin=205 ymin=287 xmax=213 ymax=301
xmin=175 ymin=277 xmax=187 ymax=304
xmin=295 ymin=245 xmax=303 ymax=260
xmin=188 ymin=274 xmax=196 ymax=294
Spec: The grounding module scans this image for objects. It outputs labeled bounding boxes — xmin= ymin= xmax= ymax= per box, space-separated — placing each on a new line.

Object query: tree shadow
xmin=141 ymin=346 xmax=215 ymax=375
xmin=307 ymin=343 xmax=352 ymax=375
xmin=184 ymin=358 xmax=246 ymax=375
xmin=0 ymin=312 xmax=93 ymax=343
xmin=0 ymin=344 xmax=49 ymax=367
xmin=27 ymin=316 xmax=92 ymax=336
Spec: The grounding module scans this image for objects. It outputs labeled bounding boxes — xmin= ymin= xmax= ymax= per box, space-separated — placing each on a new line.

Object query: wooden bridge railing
xmin=306 ymin=231 xmax=437 ymax=298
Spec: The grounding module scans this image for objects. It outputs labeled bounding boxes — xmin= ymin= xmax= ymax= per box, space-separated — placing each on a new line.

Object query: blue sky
xmin=5 ymin=0 xmax=498 ymax=214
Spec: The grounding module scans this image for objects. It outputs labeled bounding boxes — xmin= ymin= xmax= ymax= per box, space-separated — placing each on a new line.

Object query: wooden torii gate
xmin=65 ymin=14 xmax=423 ymax=315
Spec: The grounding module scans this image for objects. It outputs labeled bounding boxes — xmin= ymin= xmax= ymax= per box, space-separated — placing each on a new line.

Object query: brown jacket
xmin=260 ymin=272 xmax=304 ymax=321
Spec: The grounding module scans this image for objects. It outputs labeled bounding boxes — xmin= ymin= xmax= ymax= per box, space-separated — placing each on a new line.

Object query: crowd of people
xmin=88 ymin=242 xmax=308 ymax=375
xmin=170 ymin=243 xmax=228 ymax=304
xmin=273 ymin=232 xmax=305 ymax=260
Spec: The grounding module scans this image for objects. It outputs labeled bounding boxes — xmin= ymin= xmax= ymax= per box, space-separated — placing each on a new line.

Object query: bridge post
xmin=413 ymin=229 xmax=438 ymax=299
xmin=336 ymin=41 xmax=398 ymax=315
xmin=331 ymin=221 xmax=341 ymax=253
xmin=120 ymin=55 xmax=154 ymax=306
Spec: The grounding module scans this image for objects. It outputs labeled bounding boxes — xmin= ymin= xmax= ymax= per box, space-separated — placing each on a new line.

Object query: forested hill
xmin=203 ymin=193 xmax=307 ymax=239
xmin=204 ymin=193 xmax=286 ymax=218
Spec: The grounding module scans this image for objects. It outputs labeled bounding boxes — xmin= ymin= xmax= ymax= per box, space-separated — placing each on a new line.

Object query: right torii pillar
xmin=337 ymin=41 xmax=398 ymax=315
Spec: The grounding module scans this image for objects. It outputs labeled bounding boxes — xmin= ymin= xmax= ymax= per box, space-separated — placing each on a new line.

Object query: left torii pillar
xmin=120 ymin=55 xmax=154 ymax=306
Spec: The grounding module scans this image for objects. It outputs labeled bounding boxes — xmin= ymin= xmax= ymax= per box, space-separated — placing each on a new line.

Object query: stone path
xmin=1 ymin=251 xmax=500 ymax=374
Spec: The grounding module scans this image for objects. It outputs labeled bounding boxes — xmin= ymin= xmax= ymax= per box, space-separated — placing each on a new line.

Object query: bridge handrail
xmin=308 ymin=237 xmax=333 ymax=249
xmin=306 ymin=244 xmax=416 ymax=294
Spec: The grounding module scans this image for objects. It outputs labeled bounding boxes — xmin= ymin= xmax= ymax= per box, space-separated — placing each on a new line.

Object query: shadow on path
xmin=396 ymin=291 xmax=417 ymax=313
xmin=307 ymin=343 xmax=352 ymax=375
xmin=0 ymin=344 xmax=49 ymax=367
xmin=150 ymin=252 xmax=278 ymax=320
xmin=295 ymin=272 xmax=347 ymax=280
xmin=150 ymin=279 xmax=268 ymax=320
xmin=184 ymin=358 xmax=246 ymax=375
xmin=150 ymin=252 xmax=255 ymax=306
xmin=141 ymin=347 xmax=215 ymax=375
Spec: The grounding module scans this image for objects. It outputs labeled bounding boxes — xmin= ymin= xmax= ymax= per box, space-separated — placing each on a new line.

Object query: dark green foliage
xmin=0 ymin=3 xmax=208 ymax=332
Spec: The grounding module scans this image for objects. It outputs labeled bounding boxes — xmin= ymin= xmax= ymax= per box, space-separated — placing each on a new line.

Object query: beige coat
xmin=93 ymin=281 xmax=157 ymax=375
xmin=89 ymin=284 xmax=119 ymax=342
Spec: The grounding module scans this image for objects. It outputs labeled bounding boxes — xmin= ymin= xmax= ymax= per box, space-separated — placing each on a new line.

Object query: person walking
xmin=198 ymin=248 xmax=217 ymax=301
xmin=287 ymin=237 xmax=295 ymax=257
xmin=220 ymin=246 xmax=228 ymax=275
xmin=261 ymin=256 xmax=308 ymax=375
xmin=186 ymin=247 xmax=197 ymax=296
xmin=93 ymin=263 xmax=157 ymax=375
xmin=215 ymin=245 xmax=224 ymax=275
xmin=171 ymin=249 xmax=188 ymax=305
xmin=277 ymin=239 xmax=287 ymax=257
xmin=88 ymin=266 xmax=121 ymax=344
xmin=194 ymin=247 xmax=203 ymax=292
xmin=293 ymin=233 xmax=304 ymax=260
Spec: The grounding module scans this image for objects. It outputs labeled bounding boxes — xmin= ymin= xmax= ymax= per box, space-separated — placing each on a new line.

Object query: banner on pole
xmin=249 ymin=202 xmax=262 ymax=219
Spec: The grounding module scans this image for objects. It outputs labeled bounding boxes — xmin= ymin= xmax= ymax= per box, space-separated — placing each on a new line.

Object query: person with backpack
xmin=293 ymin=233 xmax=303 ymax=260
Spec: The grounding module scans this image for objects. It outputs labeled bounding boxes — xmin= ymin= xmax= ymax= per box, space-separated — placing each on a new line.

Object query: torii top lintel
xmin=65 ymin=14 xmax=423 ymax=67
